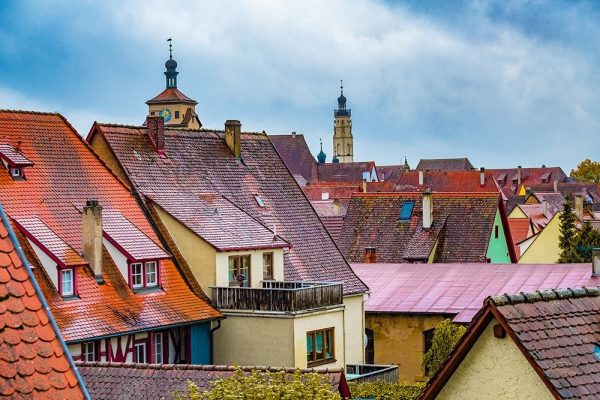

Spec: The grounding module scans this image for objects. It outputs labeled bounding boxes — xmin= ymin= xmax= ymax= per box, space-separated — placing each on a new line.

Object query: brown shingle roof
xmin=269 ymin=134 xmax=317 ymax=183
xmin=317 ymin=161 xmax=377 ymax=183
xmin=77 ymin=362 xmax=350 ymax=399
xmin=91 ymin=125 xmax=368 ymax=295
xmin=416 ymin=158 xmax=474 ymax=171
xmin=339 ymin=192 xmax=511 ymax=263
xmin=421 ymin=287 xmax=600 ymax=400
xmin=0 ymin=205 xmax=88 ymax=399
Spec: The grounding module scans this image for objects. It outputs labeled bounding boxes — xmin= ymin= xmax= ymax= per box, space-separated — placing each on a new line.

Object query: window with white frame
xmin=60 ymin=268 xmax=74 ymax=296
xmin=135 ymin=342 xmax=146 ymax=363
xmin=131 ymin=263 xmax=143 ymax=289
xmin=153 ymin=332 xmax=163 ymax=364
xmin=11 ymin=168 xmax=22 ymax=178
xmin=146 ymin=261 xmax=158 ymax=287
xmin=82 ymin=341 xmax=96 ymax=361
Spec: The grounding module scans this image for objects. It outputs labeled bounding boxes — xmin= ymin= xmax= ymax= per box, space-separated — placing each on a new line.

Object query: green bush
xmin=422 ymin=319 xmax=466 ymax=377
xmin=172 ymin=367 xmax=341 ymax=400
xmin=348 ymin=381 xmax=424 ymax=400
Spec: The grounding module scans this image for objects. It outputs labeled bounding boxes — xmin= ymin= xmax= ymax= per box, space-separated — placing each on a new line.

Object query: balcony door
xmin=229 ymin=255 xmax=251 ymax=287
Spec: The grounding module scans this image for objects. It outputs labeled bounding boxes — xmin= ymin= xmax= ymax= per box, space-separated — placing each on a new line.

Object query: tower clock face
xmin=158 ymin=108 xmax=172 ymax=122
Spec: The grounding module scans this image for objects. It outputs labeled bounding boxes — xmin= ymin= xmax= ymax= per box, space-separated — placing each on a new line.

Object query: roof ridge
xmin=0 ymin=109 xmax=61 ymax=116
xmin=354 ymin=191 xmax=500 ymax=197
xmin=489 ymin=287 xmax=600 ymax=306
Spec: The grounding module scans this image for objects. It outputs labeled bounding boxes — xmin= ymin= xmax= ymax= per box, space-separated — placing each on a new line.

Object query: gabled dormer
xmin=0 ymin=143 xmax=33 ymax=180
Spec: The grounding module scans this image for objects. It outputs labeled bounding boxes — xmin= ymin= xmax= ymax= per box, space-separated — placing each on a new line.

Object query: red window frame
xmin=57 ymin=266 xmax=78 ymax=297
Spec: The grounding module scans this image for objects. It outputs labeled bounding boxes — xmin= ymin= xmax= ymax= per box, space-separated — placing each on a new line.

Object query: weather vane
xmin=167 ymin=38 xmax=173 ymax=59
xmin=340 ymin=80 xmax=343 ymax=94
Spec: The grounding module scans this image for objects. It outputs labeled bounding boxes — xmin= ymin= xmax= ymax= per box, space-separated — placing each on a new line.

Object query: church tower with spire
xmin=146 ymin=39 xmax=201 ymax=129
xmin=332 ymin=81 xmax=353 ymax=163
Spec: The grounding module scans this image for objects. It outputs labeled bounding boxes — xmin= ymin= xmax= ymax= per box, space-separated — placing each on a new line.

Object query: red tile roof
xmin=352 ymin=263 xmax=600 ymax=323
xmin=269 ymin=134 xmax=317 ymax=183
xmin=515 ymin=203 xmax=553 ymax=230
xmin=319 ymin=216 xmax=345 ymax=243
xmin=421 ymin=287 xmax=600 ymax=400
xmin=374 ymin=170 xmax=499 ymax=193
xmin=316 ymin=161 xmax=377 ymax=183
xmin=528 ymin=182 xmax=600 ymax=204
xmin=507 ymin=218 xmax=532 ymax=258
xmin=491 ymin=167 xmax=567 ymax=196
xmin=90 ymin=124 xmax=368 ymax=295
xmin=0 ymin=205 xmax=88 ymax=399
xmin=77 ymin=362 xmax=351 ymax=399
xmin=303 ymin=182 xmax=359 ymax=202
xmin=148 ymin=193 xmax=289 ymax=251
xmin=0 ymin=110 xmax=221 ymax=342
xmin=377 ymin=165 xmax=406 ymax=182
xmin=528 ymin=191 xmax=566 ymax=213
xmin=0 ymin=143 xmax=33 ymax=167
xmin=416 ymin=158 xmax=474 ymax=171
xmin=146 ymin=87 xmax=197 ymax=105
xmin=339 ymin=192 xmax=513 ymax=263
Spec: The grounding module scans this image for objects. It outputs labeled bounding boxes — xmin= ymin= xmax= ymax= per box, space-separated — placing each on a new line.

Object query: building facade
xmin=333 ymin=82 xmax=353 ymax=163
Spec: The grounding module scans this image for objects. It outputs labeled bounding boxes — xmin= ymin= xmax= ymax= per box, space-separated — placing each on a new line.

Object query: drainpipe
xmin=210 ymin=319 xmax=222 ymax=364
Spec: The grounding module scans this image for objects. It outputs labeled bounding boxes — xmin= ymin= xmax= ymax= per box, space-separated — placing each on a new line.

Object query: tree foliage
xmin=348 ymin=381 xmax=424 ymax=400
xmin=558 ymin=197 xmax=600 ymax=263
xmin=172 ymin=368 xmax=341 ymax=400
xmin=422 ymin=319 xmax=466 ymax=377
xmin=570 ymin=159 xmax=600 ymax=184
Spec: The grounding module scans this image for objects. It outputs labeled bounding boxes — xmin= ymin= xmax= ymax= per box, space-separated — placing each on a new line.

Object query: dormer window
xmin=11 ymin=167 xmax=22 ymax=178
xmin=60 ymin=269 xmax=74 ymax=297
xmin=129 ymin=260 xmax=160 ymax=290
xmin=0 ymin=143 xmax=33 ymax=180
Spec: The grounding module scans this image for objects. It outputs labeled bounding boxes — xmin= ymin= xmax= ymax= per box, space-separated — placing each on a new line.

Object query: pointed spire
xmin=340 ymin=80 xmax=344 ymax=95
xmin=168 ymin=38 xmax=173 ymax=59
xmin=403 ymin=156 xmax=410 ymax=171
xmin=317 ymin=138 xmax=326 ymax=165
xmin=164 ymin=38 xmax=178 ymax=89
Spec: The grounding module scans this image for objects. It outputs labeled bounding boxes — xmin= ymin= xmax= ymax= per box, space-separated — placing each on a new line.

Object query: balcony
xmin=346 ymin=364 xmax=399 ymax=383
xmin=210 ymin=281 xmax=344 ymax=313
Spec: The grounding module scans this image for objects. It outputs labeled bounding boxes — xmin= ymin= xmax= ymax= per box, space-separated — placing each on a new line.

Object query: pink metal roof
xmin=352 ymin=262 xmax=600 ymax=323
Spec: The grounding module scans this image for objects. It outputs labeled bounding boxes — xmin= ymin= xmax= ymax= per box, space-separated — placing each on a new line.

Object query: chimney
xmin=146 ymin=116 xmax=165 ymax=157
xmin=83 ymin=199 xmax=103 ymax=283
xmin=593 ymin=248 xmax=600 ymax=276
xmin=517 ymin=165 xmax=522 ymax=186
xmin=291 ymin=131 xmax=297 ymax=138
xmin=418 ymin=170 xmax=424 ymax=186
xmin=480 ymin=167 xmax=485 ymax=187
xmin=364 ymin=247 xmax=376 ymax=264
xmin=362 ymin=180 xmax=367 ymax=193
xmin=423 ymin=189 xmax=433 ymax=230
xmin=553 ymin=179 xmax=558 ymax=192
xmin=225 ymin=120 xmax=242 ymax=159
xmin=332 ymin=198 xmax=341 ymax=216
xmin=574 ymin=195 xmax=584 ymax=221
xmin=541 ymin=200 xmax=549 ymax=217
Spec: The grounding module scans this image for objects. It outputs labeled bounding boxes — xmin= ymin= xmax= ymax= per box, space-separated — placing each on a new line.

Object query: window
xmin=11 ymin=168 xmax=21 ymax=178
xmin=229 ymin=255 xmax=250 ymax=287
xmin=365 ymin=329 xmax=374 ymax=364
xmin=60 ymin=269 xmax=74 ymax=297
xmin=263 ymin=252 xmax=273 ymax=280
xmin=175 ymin=110 xmax=180 ymax=119
xmin=423 ymin=328 xmax=435 ymax=375
xmin=307 ymin=328 xmax=335 ymax=367
xmin=494 ymin=225 xmax=499 ymax=239
xmin=131 ymin=263 xmax=143 ymax=289
xmin=254 ymin=195 xmax=265 ymax=208
xmin=135 ymin=342 xmax=147 ymax=363
xmin=399 ymin=201 xmax=415 ymax=221
xmin=145 ymin=261 xmax=158 ymax=287
xmin=82 ymin=341 xmax=96 ymax=362
xmin=151 ymin=111 xmax=155 ymax=116
xmin=153 ymin=333 xmax=163 ymax=364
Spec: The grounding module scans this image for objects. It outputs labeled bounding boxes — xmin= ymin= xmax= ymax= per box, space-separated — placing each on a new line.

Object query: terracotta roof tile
xmin=507 ymin=218 xmax=532 ymax=258
xmin=376 ymin=170 xmax=500 ymax=193
xmin=269 ymin=134 xmax=317 ymax=183
xmin=0 ymin=144 xmax=33 ymax=167
xmin=77 ymin=362 xmax=350 ymax=399
xmin=0 ymin=110 xmax=221 ymax=342
xmin=146 ymin=87 xmax=197 ymax=105
xmin=0 ymin=204 xmax=87 ymax=399
xmin=92 ymin=124 xmax=367 ymax=295
xmin=316 ymin=161 xmax=377 ymax=183
xmin=491 ymin=167 xmax=567 ymax=196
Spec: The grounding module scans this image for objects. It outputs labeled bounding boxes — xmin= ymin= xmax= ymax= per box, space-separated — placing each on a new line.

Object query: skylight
xmin=255 ymin=195 xmax=265 ymax=208
xmin=399 ymin=201 xmax=415 ymax=221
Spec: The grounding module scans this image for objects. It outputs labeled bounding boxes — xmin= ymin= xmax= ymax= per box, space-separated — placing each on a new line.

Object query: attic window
xmin=540 ymin=172 xmax=551 ymax=183
xmin=399 ymin=201 xmax=415 ymax=221
xmin=255 ymin=195 xmax=266 ymax=208
xmin=0 ymin=143 xmax=33 ymax=180
xmin=11 ymin=167 xmax=23 ymax=179
xmin=497 ymin=173 xmax=507 ymax=183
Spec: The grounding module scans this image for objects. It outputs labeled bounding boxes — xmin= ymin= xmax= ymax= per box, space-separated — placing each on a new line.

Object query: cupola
xmin=317 ymin=139 xmax=326 ymax=165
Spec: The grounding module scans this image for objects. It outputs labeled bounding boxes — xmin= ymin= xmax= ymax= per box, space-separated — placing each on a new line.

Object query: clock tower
xmin=332 ymin=81 xmax=353 ymax=163
xmin=146 ymin=39 xmax=201 ymax=129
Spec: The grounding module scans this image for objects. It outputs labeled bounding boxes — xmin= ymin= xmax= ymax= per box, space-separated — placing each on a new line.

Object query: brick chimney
xmin=423 ymin=189 xmax=433 ymax=230
xmin=574 ymin=195 xmax=584 ymax=221
xmin=593 ymin=248 xmax=600 ymax=276
xmin=517 ymin=165 xmax=522 ymax=187
xmin=418 ymin=170 xmax=424 ymax=186
xmin=146 ymin=116 xmax=165 ymax=157
xmin=364 ymin=247 xmax=376 ymax=264
xmin=225 ymin=120 xmax=242 ymax=159
xmin=480 ymin=167 xmax=485 ymax=187
xmin=83 ymin=199 xmax=103 ymax=283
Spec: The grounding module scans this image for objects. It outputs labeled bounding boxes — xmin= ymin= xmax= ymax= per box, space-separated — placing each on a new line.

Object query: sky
xmin=0 ymin=0 xmax=599 ymax=172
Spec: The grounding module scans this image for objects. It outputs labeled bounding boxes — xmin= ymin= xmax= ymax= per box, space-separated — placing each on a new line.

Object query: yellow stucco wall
xmin=366 ymin=313 xmax=445 ymax=383
xmin=214 ymin=314 xmax=295 ymax=367
xmin=518 ymin=212 xmax=561 ymax=264
xmin=292 ymin=308 xmax=345 ymax=369
xmin=342 ymin=295 xmax=365 ymax=365
xmin=508 ymin=206 xmax=527 ymax=219
xmin=148 ymin=103 xmax=200 ymax=129
xmin=154 ymin=205 xmax=217 ymax=294
xmin=89 ymin=130 xmax=131 ymax=185
xmin=436 ymin=319 xmax=554 ymax=400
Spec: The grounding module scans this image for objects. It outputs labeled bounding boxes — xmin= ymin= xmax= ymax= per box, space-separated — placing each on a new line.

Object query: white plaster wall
xmin=215 ymin=248 xmax=284 ymax=287
xmin=104 ymin=238 xmax=129 ymax=282
xmin=27 ymin=239 xmax=58 ymax=289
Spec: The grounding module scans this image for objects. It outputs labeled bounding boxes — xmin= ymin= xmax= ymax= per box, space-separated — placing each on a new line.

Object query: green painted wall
xmin=486 ymin=209 xmax=511 ymax=263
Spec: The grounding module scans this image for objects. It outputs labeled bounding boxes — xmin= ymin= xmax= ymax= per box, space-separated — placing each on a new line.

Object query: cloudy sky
xmin=0 ymin=0 xmax=598 ymax=171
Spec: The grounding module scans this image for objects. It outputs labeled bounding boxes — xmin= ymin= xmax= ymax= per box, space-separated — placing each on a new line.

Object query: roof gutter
xmin=0 ymin=204 xmax=92 ymax=400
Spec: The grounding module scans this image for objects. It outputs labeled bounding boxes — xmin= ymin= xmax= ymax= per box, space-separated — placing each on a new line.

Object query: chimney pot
xmin=593 ymin=249 xmax=600 ymax=276
xmin=83 ymin=199 xmax=103 ymax=283
xmin=225 ymin=120 xmax=242 ymax=159
xmin=480 ymin=167 xmax=485 ymax=186
xmin=517 ymin=165 xmax=522 ymax=186
xmin=364 ymin=247 xmax=376 ymax=264
xmin=146 ymin=116 xmax=165 ymax=157
xmin=418 ymin=170 xmax=424 ymax=186
xmin=422 ymin=189 xmax=433 ymax=230
xmin=291 ymin=131 xmax=297 ymax=137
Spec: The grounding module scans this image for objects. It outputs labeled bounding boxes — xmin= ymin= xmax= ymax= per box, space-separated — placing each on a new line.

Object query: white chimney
xmin=418 ymin=170 xmax=424 ymax=186
xmin=362 ymin=180 xmax=367 ymax=193
xmin=541 ymin=200 xmax=549 ymax=217
xmin=593 ymin=249 xmax=600 ymax=276
xmin=83 ymin=199 xmax=103 ymax=283
xmin=480 ymin=167 xmax=485 ymax=186
xmin=423 ymin=189 xmax=433 ymax=230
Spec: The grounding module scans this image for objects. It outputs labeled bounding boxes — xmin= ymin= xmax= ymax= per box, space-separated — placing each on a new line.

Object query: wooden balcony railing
xmin=210 ymin=281 xmax=344 ymax=313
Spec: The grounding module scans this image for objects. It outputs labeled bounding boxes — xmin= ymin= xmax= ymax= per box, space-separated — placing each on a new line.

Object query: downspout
xmin=210 ymin=319 xmax=222 ymax=364
xmin=0 ymin=204 xmax=92 ymax=400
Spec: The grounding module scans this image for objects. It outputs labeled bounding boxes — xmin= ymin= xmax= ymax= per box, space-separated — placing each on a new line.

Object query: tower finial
xmin=340 ymin=80 xmax=343 ymax=95
xmin=167 ymin=38 xmax=173 ymax=59
xmin=320 ymin=138 xmax=323 ymax=150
